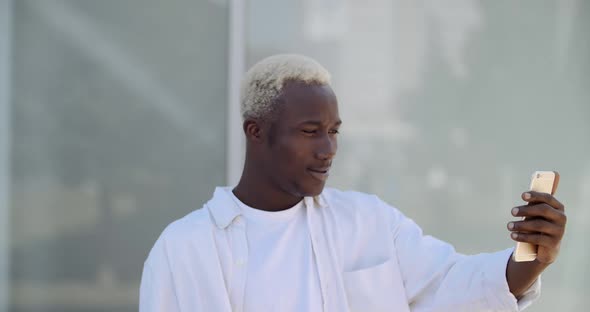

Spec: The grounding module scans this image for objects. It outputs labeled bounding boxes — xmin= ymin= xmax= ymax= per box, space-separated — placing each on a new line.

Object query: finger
xmin=510 ymin=232 xmax=559 ymax=248
xmin=522 ymin=191 xmax=565 ymax=211
xmin=511 ymin=204 xmax=567 ymax=225
xmin=507 ymin=219 xmax=564 ymax=237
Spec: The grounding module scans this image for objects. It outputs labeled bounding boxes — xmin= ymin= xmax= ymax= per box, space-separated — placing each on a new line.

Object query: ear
xmin=243 ymin=119 xmax=264 ymax=143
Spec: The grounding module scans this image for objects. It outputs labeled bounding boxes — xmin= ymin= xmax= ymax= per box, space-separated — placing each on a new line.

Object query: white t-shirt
xmin=230 ymin=191 xmax=323 ymax=312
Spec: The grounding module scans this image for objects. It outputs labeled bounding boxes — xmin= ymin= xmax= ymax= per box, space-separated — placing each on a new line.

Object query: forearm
xmin=505 ymin=254 xmax=548 ymax=299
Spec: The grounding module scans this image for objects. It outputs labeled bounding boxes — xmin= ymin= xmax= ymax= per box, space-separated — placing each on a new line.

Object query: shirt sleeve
xmin=387 ymin=201 xmax=541 ymax=311
xmin=482 ymin=248 xmax=541 ymax=311
xmin=139 ymin=238 xmax=181 ymax=312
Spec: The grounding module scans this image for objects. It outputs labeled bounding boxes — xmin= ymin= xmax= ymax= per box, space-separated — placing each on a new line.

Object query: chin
xmin=298 ymin=183 xmax=326 ymax=197
xmin=287 ymin=176 xmax=327 ymax=197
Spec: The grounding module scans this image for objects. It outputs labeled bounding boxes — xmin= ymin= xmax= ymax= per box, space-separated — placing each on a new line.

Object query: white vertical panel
xmin=227 ymin=0 xmax=246 ymax=186
xmin=0 ymin=0 xmax=13 ymax=310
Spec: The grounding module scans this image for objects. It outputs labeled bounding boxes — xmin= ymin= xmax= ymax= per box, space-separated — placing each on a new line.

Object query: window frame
xmin=226 ymin=0 xmax=247 ymax=186
xmin=0 ymin=0 xmax=13 ymax=310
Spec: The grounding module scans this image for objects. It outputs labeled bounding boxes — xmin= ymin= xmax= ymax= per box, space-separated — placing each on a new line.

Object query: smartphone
xmin=513 ymin=171 xmax=560 ymax=262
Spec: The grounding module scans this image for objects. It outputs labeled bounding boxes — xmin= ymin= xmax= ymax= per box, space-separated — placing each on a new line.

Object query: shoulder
xmin=322 ymin=187 xmax=381 ymax=205
xmin=321 ymin=187 xmax=404 ymax=224
xmin=145 ymin=206 xmax=214 ymax=266
xmin=161 ymin=207 xmax=212 ymax=241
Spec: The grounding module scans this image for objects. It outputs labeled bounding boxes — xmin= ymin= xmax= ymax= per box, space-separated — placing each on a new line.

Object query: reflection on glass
xmin=246 ymin=0 xmax=589 ymax=311
xmin=10 ymin=0 xmax=228 ymax=311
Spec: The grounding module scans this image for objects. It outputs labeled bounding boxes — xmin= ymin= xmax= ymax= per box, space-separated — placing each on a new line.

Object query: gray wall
xmin=4 ymin=0 xmax=589 ymax=311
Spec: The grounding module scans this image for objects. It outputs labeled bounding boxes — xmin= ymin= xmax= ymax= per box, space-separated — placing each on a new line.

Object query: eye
xmin=329 ymin=129 xmax=340 ymax=135
xmin=301 ymin=129 xmax=317 ymax=134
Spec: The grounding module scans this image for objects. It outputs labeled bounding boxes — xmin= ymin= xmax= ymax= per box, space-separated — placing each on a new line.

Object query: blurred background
xmin=1 ymin=0 xmax=589 ymax=311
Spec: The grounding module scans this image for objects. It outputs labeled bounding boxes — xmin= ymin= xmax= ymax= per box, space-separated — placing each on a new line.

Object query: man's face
xmin=262 ymin=81 xmax=341 ymax=197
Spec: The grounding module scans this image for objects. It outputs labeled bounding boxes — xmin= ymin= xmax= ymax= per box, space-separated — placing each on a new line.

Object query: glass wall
xmin=7 ymin=0 xmax=228 ymax=311
xmin=3 ymin=0 xmax=589 ymax=311
xmin=246 ymin=0 xmax=589 ymax=311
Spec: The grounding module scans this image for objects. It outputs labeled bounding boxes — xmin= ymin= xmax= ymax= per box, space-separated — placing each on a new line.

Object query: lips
xmin=307 ymin=167 xmax=331 ymax=181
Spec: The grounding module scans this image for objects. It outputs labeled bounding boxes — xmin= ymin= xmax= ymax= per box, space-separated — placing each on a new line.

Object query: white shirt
xmin=229 ymin=192 xmax=323 ymax=311
xmin=140 ymin=187 xmax=541 ymax=312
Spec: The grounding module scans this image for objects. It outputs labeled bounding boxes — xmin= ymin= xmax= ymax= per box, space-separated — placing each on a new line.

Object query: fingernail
xmin=511 ymin=207 xmax=519 ymax=216
xmin=523 ymin=192 xmax=531 ymax=200
xmin=511 ymin=233 xmax=518 ymax=239
xmin=508 ymin=222 xmax=514 ymax=230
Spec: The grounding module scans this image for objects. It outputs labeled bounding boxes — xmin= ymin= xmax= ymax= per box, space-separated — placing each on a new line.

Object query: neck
xmin=233 ymin=161 xmax=303 ymax=212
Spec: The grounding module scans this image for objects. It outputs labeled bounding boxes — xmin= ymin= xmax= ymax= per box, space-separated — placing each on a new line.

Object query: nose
xmin=315 ymin=134 xmax=337 ymax=160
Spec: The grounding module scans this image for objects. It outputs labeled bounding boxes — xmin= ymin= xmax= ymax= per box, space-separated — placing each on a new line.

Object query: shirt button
xmin=234 ymin=216 xmax=243 ymax=225
xmin=236 ymin=258 xmax=246 ymax=266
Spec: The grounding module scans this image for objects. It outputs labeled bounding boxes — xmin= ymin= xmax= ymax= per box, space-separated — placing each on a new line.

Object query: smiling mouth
xmin=308 ymin=167 xmax=330 ymax=181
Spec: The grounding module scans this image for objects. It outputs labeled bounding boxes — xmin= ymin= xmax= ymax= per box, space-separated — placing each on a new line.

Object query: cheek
xmin=275 ymin=138 xmax=310 ymax=168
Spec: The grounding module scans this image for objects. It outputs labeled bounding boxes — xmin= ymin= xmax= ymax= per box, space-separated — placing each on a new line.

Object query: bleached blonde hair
xmin=240 ymin=54 xmax=332 ymax=120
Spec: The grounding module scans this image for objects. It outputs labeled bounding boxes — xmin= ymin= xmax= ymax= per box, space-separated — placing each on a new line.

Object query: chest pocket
xmin=342 ymin=258 xmax=410 ymax=312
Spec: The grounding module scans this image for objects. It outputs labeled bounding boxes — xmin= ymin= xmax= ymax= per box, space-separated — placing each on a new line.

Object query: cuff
xmin=516 ymin=276 xmax=541 ymax=311
xmin=483 ymin=248 xmax=541 ymax=311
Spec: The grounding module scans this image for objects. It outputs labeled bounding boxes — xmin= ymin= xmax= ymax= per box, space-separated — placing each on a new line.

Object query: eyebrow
xmin=298 ymin=120 xmax=342 ymax=127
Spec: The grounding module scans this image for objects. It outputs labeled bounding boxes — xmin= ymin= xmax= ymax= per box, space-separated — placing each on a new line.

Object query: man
xmin=140 ymin=54 xmax=567 ymax=311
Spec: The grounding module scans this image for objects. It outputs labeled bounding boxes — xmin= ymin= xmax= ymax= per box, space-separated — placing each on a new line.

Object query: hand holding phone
xmin=512 ymin=171 xmax=560 ymax=262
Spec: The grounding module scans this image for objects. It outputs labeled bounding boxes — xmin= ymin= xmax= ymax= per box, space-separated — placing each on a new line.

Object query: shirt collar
xmin=304 ymin=194 xmax=328 ymax=209
xmin=207 ymin=187 xmax=242 ymax=229
xmin=207 ymin=186 xmax=328 ymax=229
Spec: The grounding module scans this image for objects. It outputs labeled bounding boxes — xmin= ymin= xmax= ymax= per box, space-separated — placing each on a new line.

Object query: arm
xmin=506 ymin=191 xmax=567 ymax=298
xmin=139 ymin=239 xmax=181 ymax=312
xmin=389 ymin=207 xmax=526 ymax=311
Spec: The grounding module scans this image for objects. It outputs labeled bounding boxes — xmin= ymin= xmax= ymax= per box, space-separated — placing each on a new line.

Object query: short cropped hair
xmin=240 ymin=54 xmax=332 ymax=121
